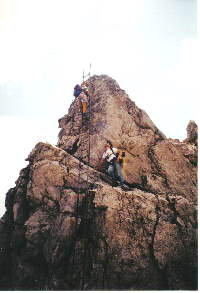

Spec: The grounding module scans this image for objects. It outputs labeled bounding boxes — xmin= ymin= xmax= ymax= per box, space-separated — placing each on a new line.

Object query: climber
xmin=78 ymin=89 xmax=89 ymax=114
xmin=81 ymin=80 xmax=89 ymax=96
xmin=98 ymin=141 xmax=127 ymax=189
xmin=81 ymin=81 xmax=90 ymax=115
xmin=73 ymin=83 xmax=89 ymax=115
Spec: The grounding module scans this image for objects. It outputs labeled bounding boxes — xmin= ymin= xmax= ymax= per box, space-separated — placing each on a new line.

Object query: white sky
xmin=0 ymin=0 xmax=199 ymax=217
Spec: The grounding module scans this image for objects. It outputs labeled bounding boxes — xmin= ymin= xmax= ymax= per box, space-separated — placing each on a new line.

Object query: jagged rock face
xmin=58 ymin=75 xmax=197 ymax=201
xmin=184 ymin=120 xmax=198 ymax=146
xmin=58 ymin=75 xmax=167 ymax=187
xmin=0 ymin=75 xmax=197 ymax=290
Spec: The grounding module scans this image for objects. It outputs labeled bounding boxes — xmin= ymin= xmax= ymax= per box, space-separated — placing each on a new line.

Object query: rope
xmin=78 ymin=65 xmax=106 ymax=289
xmin=72 ymin=64 xmax=93 ymax=290
xmin=80 ymin=64 xmax=92 ymax=290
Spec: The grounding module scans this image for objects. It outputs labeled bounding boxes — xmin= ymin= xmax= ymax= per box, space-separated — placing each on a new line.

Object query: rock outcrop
xmin=184 ymin=120 xmax=198 ymax=146
xmin=0 ymin=75 xmax=197 ymax=290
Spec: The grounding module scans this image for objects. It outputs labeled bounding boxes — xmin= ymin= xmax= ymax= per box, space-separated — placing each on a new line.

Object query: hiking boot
xmin=112 ymin=181 xmax=120 ymax=187
xmin=121 ymin=184 xmax=132 ymax=191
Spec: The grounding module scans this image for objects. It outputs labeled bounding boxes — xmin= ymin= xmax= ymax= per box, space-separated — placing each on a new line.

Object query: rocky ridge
xmin=0 ymin=75 xmax=198 ymax=290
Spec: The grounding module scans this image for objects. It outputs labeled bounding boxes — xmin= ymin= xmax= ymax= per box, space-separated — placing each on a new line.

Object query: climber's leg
xmin=107 ymin=164 xmax=115 ymax=179
xmin=115 ymin=162 xmax=125 ymax=185
xmin=108 ymin=163 xmax=119 ymax=186
xmin=82 ymin=102 xmax=87 ymax=113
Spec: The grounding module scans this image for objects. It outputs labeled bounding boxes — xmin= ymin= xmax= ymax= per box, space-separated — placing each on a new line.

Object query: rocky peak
xmin=58 ymin=75 xmax=196 ymax=201
xmin=58 ymin=75 xmax=165 ymax=152
xmin=0 ymin=75 xmax=197 ymax=290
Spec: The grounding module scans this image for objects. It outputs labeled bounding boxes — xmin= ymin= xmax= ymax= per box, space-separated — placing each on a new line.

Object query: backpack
xmin=73 ymin=85 xmax=82 ymax=98
xmin=110 ymin=146 xmax=126 ymax=167
xmin=117 ymin=150 xmax=126 ymax=167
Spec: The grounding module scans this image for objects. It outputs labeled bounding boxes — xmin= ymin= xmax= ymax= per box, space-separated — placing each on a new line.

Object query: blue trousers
xmin=107 ymin=161 xmax=124 ymax=184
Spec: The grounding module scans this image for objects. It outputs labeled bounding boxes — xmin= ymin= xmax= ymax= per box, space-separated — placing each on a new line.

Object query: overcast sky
xmin=0 ymin=0 xmax=199 ymax=217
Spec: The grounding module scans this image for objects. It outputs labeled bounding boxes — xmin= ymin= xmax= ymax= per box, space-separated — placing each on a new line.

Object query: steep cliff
xmin=0 ymin=75 xmax=197 ymax=290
